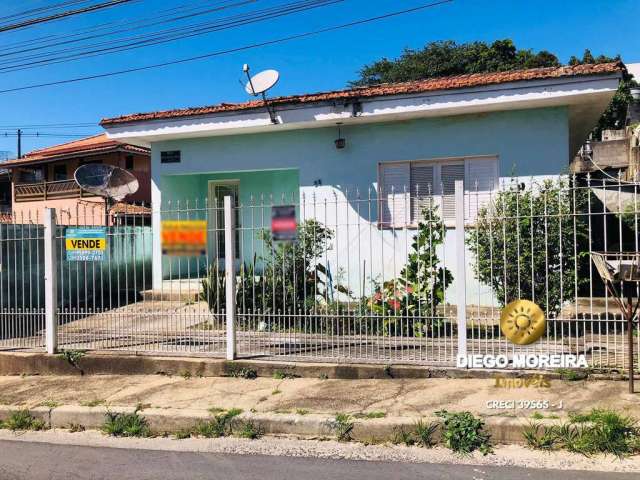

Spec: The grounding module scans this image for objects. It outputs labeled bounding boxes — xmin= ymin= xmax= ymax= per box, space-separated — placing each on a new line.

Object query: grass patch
xmin=1 ymin=410 xmax=47 ymax=431
xmin=208 ymin=407 xmax=225 ymax=415
xmin=175 ymin=428 xmax=192 ymax=439
xmin=318 ymin=373 xmax=329 ymax=380
xmin=181 ymin=371 xmax=192 ymax=380
xmin=295 ymin=409 xmax=309 ymax=415
xmin=271 ymin=389 xmax=281 ymax=396
xmin=435 ymin=410 xmax=492 ymax=455
xmin=194 ymin=408 xmax=243 ymax=438
xmin=235 ymin=420 xmax=263 ymax=439
xmin=332 ymin=413 xmax=354 ymax=442
xmin=39 ymin=400 xmax=61 ymax=409
xmin=555 ymin=368 xmax=588 ymax=381
xmin=523 ymin=409 xmax=640 ymax=457
xmin=355 ymin=411 xmax=386 ymax=419
xmin=228 ymin=367 xmax=258 ymax=380
xmin=102 ymin=409 xmax=150 ymax=437
xmin=58 ymin=349 xmax=86 ymax=368
xmin=80 ymin=399 xmax=106 ymax=407
xmin=392 ymin=420 xmax=438 ymax=447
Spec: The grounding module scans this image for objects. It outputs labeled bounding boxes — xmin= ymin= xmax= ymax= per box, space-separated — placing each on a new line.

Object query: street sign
xmin=66 ymin=227 xmax=107 ymax=261
xmin=271 ymin=205 xmax=297 ymax=241
xmin=161 ymin=220 xmax=207 ymax=256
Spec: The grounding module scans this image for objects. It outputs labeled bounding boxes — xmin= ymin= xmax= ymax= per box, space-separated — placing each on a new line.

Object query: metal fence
xmin=0 ymin=175 xmax=638 ymax=371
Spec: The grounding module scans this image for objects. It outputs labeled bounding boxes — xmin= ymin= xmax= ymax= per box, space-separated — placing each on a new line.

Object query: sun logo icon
xmin=500 ymin=299 xmax=546 ymax=345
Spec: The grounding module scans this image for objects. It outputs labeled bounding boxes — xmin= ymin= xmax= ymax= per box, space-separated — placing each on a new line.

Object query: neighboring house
xmin=100 ymin=63 xmax=623 ymax=297
xmin=3 ymin=134 xmax=151 ymax=225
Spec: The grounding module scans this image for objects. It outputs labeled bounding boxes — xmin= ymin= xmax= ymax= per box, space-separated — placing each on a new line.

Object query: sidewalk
xmin=0 ymin=374 xmax=637 ymax=431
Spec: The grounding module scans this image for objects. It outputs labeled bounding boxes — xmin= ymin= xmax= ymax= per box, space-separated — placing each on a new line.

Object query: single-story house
xmin=3 ymin=134 xmax=151 ymax=225
xmin=100 ymin=62 xmax=624 ymax=302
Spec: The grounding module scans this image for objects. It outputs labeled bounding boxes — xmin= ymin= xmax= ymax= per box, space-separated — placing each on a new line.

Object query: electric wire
xmin=0 ymin=0 xmax=453 ymax=94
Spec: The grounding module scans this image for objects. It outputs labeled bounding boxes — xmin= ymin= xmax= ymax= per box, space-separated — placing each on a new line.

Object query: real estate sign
xmin=161 ymin=220 xmax=207 ymax=256
xmin=66 ymin=227 xmax=107 ymax=261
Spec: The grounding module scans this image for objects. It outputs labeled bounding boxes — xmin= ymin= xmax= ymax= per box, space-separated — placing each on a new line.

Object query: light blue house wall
xmin=152 ymin=107 xmax=570 ymax=305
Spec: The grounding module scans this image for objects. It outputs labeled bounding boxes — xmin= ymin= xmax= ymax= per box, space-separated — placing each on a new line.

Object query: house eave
xmin=103 ymin=73 xmax=621 ymax=146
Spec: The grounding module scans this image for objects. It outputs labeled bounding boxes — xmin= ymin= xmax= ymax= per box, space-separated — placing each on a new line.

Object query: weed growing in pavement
xmin=194 ymin=408 xmax=243 ymax=438
xmin=236 ymin=420 xmax=264 ymax=439
xmin=524 ymin=409 xmax=640 ymax=457
xmin=393 ymin=427 xmax=415 ymax=446
xmin=58 ymin=349 xmax=86 ymax=368
xmin=332 ymin=413 xmax=354 ymax=442
xmin=318 ymin=373 xmax=329 ymax=380
xmin=228 ymin=367 xmax=258 ymax=380
xmin=39 ymin=400 xmax=61 ymax=409
xmin=414 ymin=419 xmax=439 ymax=447
xmin=383 ymin=364 xmax=393 ymax=378
xmin=555 ymin=368 xmax=588 ymax=381
xmin=174 ymin=428 xmax=192 ymax=439
xmin=1 ymin=410 xmax=47 ymax=431
xmin=102 ymin=409 xmax=150 ymax=437
xmin=392 ymin=420 xmax=438 ymax=447
xmin=273 ymin=369 xmax=299 ymax=380
xmin=271 ymin=389 xmax=281 ymax=396
xmin=208 ymin=407 xmax=225 ymax=415
xmin=435 ymin=410 xmax=492 ymax=455
xmin=181 ymin=371 xmax=192 ymax=380
xmin=69 ymin=423 xmax=86 ymax=433
xmin=355 ymin=411 xmax=386 ymax=419
xmin=522 ymin=422 xmax=558 ymax=450
xmin=530 ymin=412 xmax=544 ymax=420
xmin=295 ymin=409 xmax=309 ymax=416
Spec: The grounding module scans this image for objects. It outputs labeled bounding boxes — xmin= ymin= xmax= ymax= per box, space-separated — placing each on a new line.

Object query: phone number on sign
xmin=486 ymin=400 xmax=564 ymax=410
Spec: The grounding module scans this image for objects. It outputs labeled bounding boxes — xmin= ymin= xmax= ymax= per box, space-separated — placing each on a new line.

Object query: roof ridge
xmin=101 ymin=62 xmax=624 ymax=126
xmin=23 ymin=132 xmax=107 ymax=157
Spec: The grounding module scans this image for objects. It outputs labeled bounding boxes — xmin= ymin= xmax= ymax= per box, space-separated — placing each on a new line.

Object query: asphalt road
xmin=0 ymin=440 xmax=635 ymax=480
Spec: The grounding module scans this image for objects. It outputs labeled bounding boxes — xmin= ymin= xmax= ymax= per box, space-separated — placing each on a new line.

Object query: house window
xmin=52 ymin=164 xmax=67 ymax=181
xmin=125 ymin=155 xmax=134 ymax=170
xmin=378 ymin=156 xmax=498 ymax=226
xmin=161 ymin=151 xmax=181 ymax=164
xmin=20 ymin=167 xmax=44 ymax=183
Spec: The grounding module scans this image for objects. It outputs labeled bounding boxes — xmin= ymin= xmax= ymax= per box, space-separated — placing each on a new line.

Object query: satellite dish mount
xmin=243 ymin=64 xmax=279 ymax=124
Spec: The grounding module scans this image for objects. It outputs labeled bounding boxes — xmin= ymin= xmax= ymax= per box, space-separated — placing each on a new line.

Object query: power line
xmin=0 ymin=0 xmax=453 ymax=94
xmin=0 ymin=1 xmax=94 ymax=23
xmin=0 ymin=0 xmax=337 ymax=72
xmin=0 ymin=0 xmax=137 ymax=33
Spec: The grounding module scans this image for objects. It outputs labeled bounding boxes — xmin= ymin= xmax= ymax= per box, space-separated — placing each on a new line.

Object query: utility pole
xmin=17 ymin=129 xmax=21 ymax=158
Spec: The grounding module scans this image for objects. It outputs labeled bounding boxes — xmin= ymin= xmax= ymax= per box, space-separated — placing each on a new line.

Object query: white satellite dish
xmin=245 ymin=69 xmax=279 ymax=96
xmin=74 ymin=164 xmax=139 ymax=202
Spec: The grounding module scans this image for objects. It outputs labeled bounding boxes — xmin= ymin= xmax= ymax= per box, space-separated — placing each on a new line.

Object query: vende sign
xmin=271 ymin=205 xmax=297 ymax=241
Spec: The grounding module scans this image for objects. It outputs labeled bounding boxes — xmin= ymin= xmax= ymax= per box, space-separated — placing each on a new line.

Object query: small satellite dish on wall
xmin=74 ymin=164 xmax=139 ymax=201
xmin=244 ymin=68 xmax=279 ymax=96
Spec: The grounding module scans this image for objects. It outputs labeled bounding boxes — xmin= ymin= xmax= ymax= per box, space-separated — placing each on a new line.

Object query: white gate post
xmin=43 ymin=208 xmax=58 ymax=354
xmin=454 ymin=180 xmax=467 ymax=362
xmin=224 ymin=195 xmax=237 ymax=360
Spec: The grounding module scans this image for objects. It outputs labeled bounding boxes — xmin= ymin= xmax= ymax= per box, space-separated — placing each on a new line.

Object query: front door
xmin=207 ymin=181 xmax=240 ymax=262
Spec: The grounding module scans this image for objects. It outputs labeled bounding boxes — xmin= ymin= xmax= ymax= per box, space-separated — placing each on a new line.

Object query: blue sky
xmin=1 ymin=0 xmax=639 ymax=155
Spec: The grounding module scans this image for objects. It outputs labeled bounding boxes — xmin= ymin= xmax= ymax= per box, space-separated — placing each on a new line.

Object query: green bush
xmin=194 ymin=408 xmax=243 ymax=438
xmin=468 ymin=178 xmax=589 ymax=316
xmin=332 ymin=413 xmax=354 ymax=442
xmin=102 ymin=409 xmax=150 ymax=437
xmin=435 ymin=410 xmax=492 ymax=455
xmin=368 ymin=202 xmax=452 ymax=336
xmin=2 ymin=410 xmax=46 ymax=431
xmin=523 ymin=409 xmax=640 ymax=457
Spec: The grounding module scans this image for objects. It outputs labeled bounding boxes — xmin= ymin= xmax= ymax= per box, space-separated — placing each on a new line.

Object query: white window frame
xmin=377 ymin=155 xmax=498 ymax=228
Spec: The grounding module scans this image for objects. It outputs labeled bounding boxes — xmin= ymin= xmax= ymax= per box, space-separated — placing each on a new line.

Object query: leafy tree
xmin=569 ymin=49 xmax=638 ymax=138
xmin=350 ymin=40 xmax=560 ymax=87
xmin=351 ymin=41 xmax=637 ymax=138
xmin=467 ymin=179 xmax=590 ymax=317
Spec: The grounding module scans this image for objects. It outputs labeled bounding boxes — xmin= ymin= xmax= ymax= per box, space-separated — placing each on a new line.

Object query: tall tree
xmin=351 ymin=41 xmax=637 ymax=138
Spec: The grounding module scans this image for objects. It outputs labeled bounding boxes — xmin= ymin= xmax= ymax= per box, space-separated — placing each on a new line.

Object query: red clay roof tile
xmin=100 ymin=62 xmax=624 ymax=126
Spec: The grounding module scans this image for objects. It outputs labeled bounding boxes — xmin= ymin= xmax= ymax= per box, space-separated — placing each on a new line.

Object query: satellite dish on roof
xmin=244 ymin=68 xmax=279 ymax=96
xmin=74 ymin=164 xmax=139 ymax=202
